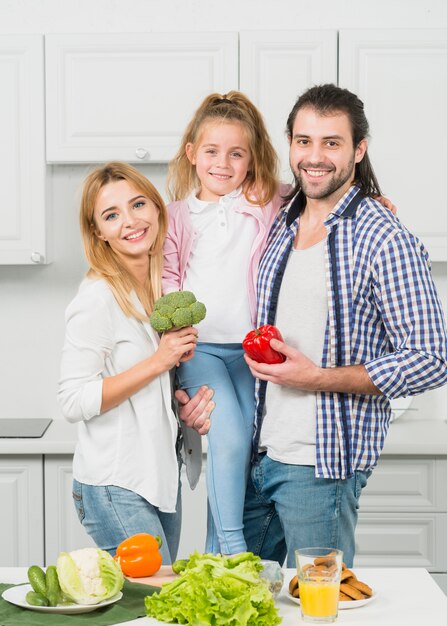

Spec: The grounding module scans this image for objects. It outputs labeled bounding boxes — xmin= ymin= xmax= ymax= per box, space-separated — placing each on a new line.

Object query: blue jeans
xmin=72 ymin=479 xmax=181 ymax=563
xmin=243 ymin=454 xmax=371 ymax=567
xmin=176 ymin=342 xmax=255 ymax=555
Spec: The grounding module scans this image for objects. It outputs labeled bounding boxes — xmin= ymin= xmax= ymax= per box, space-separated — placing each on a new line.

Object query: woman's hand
xmin=175 ymin=385 xmax=214 ymax=435
xmin=98 ymin=327 xmax=198 ymax=414
xmin=156 ymin=326 xmax=198 ymax=372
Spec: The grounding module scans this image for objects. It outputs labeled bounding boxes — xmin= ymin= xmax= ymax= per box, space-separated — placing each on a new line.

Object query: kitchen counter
xmin=1 ymin=566 xmax=446 ymax=625
xmin=1 ymin=416 xmax=447 ymax=456
xmin=0 ymin=419 xmax=78 ymax=454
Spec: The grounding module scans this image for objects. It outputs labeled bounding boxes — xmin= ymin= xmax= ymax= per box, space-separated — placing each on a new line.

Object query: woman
xmin=58 ymin=162 xmax=213 ymax=563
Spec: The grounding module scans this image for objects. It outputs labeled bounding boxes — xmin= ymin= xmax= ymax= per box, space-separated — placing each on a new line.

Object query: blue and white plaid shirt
xmin=254 ymin=186 xmax=447 ymax=479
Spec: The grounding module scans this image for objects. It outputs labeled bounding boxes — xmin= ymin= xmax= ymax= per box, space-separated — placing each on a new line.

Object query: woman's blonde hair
xmin=167 ymin=91 xmax=279 ymax=206
xmin=80 ymin=161 xmax=168 ymax=320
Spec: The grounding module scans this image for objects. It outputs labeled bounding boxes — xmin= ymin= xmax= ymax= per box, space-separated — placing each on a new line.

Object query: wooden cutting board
xmin=126 ymin=565 xmax=178 ymax=587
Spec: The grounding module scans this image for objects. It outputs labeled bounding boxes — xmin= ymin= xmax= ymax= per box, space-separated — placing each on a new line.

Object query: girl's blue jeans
xmin=72 ymin=478 xmax=182 ymax=563
xmin=176 ymin=342 xmax=255 ymax=555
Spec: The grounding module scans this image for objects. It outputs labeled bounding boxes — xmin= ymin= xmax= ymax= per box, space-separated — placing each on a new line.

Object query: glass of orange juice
xmin=295 ymin=547 xmax=343 ymax=623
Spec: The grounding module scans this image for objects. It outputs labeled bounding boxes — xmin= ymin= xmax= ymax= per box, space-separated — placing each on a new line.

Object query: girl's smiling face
xmin=93 ymin=179 xmax=159 ymax=264
xmin=187 ymin=120 xmax=252 ymax=202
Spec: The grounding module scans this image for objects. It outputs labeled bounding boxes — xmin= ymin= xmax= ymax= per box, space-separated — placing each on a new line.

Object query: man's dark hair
xmin=285 ymin=83 xmax=382 ymax=201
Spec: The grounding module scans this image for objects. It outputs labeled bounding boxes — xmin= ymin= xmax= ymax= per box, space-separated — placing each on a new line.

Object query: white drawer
xmin=354 ymin=513 xmax=447 ymax=571
xmin=360 ymin=458 xmax=447 ymax=512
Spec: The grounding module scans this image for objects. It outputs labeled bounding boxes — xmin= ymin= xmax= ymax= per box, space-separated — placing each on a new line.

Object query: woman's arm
xmin=58 ymin=283 xmax=197 ymax=421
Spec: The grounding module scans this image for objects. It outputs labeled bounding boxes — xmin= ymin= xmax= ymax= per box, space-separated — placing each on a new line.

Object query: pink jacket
xmin=163 ymin=187 xmax=288 ymax=326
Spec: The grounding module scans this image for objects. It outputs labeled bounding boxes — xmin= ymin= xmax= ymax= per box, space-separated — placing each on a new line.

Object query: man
xmin=242 ymin=84 xmax=447 ymax=567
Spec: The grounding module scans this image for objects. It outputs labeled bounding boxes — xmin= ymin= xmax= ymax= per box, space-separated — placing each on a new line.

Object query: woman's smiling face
xmin=93 ymin=179 xmax=160 ymax=263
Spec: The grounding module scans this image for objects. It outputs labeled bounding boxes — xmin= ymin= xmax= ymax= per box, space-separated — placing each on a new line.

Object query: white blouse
xmin=58 ymin=278 xmax=180 ymax=512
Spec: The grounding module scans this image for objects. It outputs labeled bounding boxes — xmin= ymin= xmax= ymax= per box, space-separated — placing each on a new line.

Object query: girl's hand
xmin=156 ymin=326 xmax=198 ymax=371
xmin=374 ymin=195 xmax=397 ymax=215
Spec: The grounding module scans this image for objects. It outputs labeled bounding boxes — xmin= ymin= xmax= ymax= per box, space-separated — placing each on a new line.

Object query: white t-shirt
xmin=183 ymin=189 xmax=256 ymax=343
xmin=259 ymin=239 xmax=328 ymax=465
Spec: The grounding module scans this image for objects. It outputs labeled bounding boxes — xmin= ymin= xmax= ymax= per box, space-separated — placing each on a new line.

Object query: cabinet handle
xmin=31 ymin=252 xmax=45 ymax=264
xmin=135 ymin=148 xmax=150 ymax=160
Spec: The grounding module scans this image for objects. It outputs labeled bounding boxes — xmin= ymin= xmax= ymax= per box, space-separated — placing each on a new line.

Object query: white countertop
xmin=0 ymin=419 xmax=78 ymax=454
xmin=1 ymin=417 xmax=447 ymax=456
xmin=381 ymin=417 xmax=447 ymax=455
xmin=1 ymin=567 xmax=446 ymax=625
xmin=1 ymin=416 xmax=447 ymax=456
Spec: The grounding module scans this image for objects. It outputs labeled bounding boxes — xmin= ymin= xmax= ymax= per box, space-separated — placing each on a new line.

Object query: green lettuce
xmin=56 ymin=548 xmax=124 ymax=605
xmin=145 ymin=552 xmax=282 ymax=625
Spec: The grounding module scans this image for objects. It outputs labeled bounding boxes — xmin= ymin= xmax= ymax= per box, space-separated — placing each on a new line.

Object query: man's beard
xmin=293 ymin=156 xmax=356 ymax=200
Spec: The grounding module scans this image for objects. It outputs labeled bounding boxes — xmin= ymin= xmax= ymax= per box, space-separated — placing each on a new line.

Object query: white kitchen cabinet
xmin=339 ymin=29 xmax=447 ymax=261
xmin=45 ymin=32 xmax=238 ymax=163
xmin=0 ymin=35 xmax=49 ymax=265
xmin=240 ymin=30 xmax=337 ymax=176
xmin=44 ymin=455 xmax=95 ymax=565
xmin=0 ymin=455 xmax=44 ymax=566
xmin=355 ymin=457 xmax=447 ymax=586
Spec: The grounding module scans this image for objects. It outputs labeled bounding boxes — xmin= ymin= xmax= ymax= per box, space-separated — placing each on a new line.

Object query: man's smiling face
xmin=289 ymin=106 xmax=367 ymax=204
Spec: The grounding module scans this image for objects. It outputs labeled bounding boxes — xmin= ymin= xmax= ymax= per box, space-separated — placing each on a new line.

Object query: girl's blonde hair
xmin=79 ymin=161 xmax=168 ymax=320
xmin=167 ymin=91 xmax=279 ymax=206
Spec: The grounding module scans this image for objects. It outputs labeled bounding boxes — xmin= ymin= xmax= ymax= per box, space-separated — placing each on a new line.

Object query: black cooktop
xmin=0 ymin=418 xmax=53 ymax=438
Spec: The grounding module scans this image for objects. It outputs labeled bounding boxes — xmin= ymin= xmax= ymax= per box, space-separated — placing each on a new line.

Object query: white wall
xmin=1 ymin=0 xmax=447 ymax=422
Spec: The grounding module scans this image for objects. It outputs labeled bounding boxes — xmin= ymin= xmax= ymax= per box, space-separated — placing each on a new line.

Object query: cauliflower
xmin=150 ymin=290 xmax=206 ymax=332
xmin=56 ymin=547 xmax=124 ymax=605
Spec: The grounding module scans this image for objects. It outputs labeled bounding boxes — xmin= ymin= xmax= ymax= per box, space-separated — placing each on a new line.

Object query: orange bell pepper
xmin=114 ymin=532 xmax=163 ymax=577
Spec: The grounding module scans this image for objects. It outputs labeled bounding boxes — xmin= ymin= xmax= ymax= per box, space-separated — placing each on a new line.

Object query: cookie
xmin=339 ymin=591 xmax=354 ymax=601
xmin=339 ymin=582 xmax=365 ymax=600
xmin=347 ymin=579 xmax=373 ymax=597
xmin=314 ymin=552 xmax=337 ymax=567
xmin=340 ymin=568 xmax=357 ymax=582
xmin=288 ymin=575 xmax=298 ymax=595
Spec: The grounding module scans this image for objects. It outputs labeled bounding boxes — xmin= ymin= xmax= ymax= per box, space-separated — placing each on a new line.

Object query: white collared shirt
xmin=183 ymin=188 xmax=256 ymax=343
xmin=58 ymin=278 xmax=179 ymax=512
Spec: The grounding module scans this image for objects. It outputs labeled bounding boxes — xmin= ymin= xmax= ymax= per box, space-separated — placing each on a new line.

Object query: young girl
xmin=58 ymin=162 xmax=212 ymax=562
xmin=163 ymin=92 xmax=284 ymax=555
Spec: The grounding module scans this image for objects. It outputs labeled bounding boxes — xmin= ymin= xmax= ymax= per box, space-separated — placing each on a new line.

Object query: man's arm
xmin=244 ymin=340 xmax=381 ymax=395
xmin=175 ymin=385 xmax=214 ymax=435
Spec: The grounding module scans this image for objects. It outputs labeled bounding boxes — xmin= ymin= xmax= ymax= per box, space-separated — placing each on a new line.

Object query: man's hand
xmin=245 ymin=338 xmax=381 ymax=395
xmin=175 ymin=385 xmax=214 ymax=435
xmin=244 ymin=339 xmax=321 ymax=390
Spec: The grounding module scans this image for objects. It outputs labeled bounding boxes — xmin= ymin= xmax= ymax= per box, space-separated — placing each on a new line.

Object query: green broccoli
xmin=150 ymin=291 xmax=206 ymax=332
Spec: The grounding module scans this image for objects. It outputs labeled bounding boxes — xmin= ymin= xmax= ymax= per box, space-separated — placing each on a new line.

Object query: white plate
xmin=1 ymin=584 xmax=123 ymax=614
xmin=288 ymin=591 xmax=377 ymax=610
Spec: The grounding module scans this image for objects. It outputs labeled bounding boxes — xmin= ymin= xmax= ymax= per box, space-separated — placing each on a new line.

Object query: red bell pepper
xmin=242 ymin=324 xmax=286 ymax=364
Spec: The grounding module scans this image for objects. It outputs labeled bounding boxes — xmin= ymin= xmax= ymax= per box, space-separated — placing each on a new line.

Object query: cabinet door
xmin=339 ymin=29 xmax=447 ymax=260
xmin=355 ymin=513 xmax=447 ymax=571
xmin=240 ymin=30 xmax=337 ymax=176
xmin=0 ymin=455 xmax=44 ymax=565
xmin=360 ymin=458 xmax=447 ymax=512
xmin=45 ymin=33 xmax=238 ymax=163
xmin=0 ymin=35 xmax=48 ymax=264
xmin=44 ymin=455 xmax=95 ymax=565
